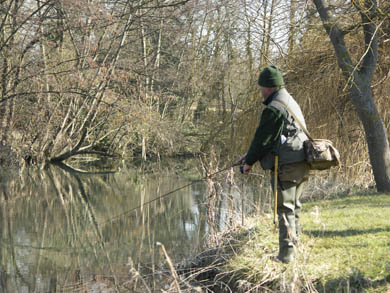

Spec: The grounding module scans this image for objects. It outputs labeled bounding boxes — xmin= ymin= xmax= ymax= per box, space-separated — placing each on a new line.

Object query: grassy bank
xmin=213 ymin=193 xmax=390 ymax=292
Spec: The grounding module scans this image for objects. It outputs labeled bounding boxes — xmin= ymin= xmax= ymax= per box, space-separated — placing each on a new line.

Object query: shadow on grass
xmin=315 ymin=270 xmax=390 ymax=293
xmin=304 ymin=226 xmax=390 ymax=238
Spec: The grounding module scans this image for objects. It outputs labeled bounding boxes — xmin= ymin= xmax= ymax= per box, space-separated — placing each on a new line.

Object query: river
xmin=0 ymin=158 xmax=270 ymax=292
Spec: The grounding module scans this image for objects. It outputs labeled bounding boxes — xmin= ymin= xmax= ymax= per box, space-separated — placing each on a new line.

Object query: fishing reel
xmin=233 ymin=155 xmax=246 ymax=174
xmin=234 ymin=156 xmax=246 ymax=174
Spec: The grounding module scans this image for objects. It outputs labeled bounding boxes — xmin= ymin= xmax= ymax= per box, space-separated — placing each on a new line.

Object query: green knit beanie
xmin=258 ymin=65 xmax=284 ymax=87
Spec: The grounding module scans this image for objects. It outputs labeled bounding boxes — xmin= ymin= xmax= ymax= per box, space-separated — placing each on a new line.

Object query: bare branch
xmin=312 ymin=0 xmax=355 ymax=78
xmin=359 ymin=0 xmax=379 ymax=78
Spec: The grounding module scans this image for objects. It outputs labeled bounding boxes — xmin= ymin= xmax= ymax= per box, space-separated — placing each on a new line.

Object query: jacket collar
xmin=263 ymin=89 xmax=279 ymax=106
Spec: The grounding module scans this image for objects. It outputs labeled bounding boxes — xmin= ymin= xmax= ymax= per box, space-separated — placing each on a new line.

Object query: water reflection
xmin=0 ymin=160 xmax=267 ymax=291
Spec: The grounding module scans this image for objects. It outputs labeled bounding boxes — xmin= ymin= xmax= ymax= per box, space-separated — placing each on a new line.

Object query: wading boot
xmin=276 ymin=212 xmax=296 ymax=264
xmin=277 ymin=246 xmax=294 ymax=263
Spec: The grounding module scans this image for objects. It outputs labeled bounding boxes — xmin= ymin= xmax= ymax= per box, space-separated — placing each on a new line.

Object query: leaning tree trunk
xmin=351 ymin=83 xmax=390 ymax=191
xmin=313 ymin=0 xmax=390 ymax=192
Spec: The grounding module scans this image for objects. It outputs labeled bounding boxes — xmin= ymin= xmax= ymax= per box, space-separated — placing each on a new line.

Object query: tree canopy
xmin=0 ymin=0 xmax=389 ymax=189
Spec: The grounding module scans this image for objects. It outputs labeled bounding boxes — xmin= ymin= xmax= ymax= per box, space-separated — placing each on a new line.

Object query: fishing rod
xmin=101 ymin=161 xmax=243 ymax=225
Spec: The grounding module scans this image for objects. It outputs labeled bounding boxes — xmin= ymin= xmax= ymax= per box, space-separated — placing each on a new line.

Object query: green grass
xmin=220 ymin=193 xmax=390 ymax=292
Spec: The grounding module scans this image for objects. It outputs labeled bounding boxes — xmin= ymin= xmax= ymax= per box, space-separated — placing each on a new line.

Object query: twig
xmin=157 ymin=242 xmax=182 ymax=293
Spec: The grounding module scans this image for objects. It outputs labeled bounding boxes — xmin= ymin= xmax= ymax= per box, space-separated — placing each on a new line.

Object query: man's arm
xmin=244 ymin=106 xmax=284 ymax=166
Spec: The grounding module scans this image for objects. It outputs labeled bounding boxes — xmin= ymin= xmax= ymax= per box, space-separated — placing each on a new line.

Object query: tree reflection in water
xmin=0 ymin=160 xmax=267 ymax=291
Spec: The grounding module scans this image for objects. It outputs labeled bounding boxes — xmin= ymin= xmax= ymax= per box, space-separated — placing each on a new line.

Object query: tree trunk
xmin=351 ymin=84 xmax=390 ymax=191
xmin=288 ymin=0 xmax=297 ymax=55
xmin=260 ymin=0 xmax=276 ymax=66
xmin=313 ymin=0 xmax=390 ymax=192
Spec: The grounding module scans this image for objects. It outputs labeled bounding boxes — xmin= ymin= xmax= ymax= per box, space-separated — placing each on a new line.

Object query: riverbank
xmin=177 ymin=192 xmax=390 ymax=292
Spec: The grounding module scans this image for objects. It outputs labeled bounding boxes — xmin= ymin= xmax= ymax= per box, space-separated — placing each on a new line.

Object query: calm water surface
xmin=0 ymin=159 xmax=266 ymax=292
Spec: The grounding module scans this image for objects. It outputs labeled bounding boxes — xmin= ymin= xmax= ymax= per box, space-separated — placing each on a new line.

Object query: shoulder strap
xmin=272 ymin=99 xmax=313 ymax=141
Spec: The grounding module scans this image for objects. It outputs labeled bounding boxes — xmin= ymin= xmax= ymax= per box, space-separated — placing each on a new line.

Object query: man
xmin=238 ymin=65 xmax=310 ymax=263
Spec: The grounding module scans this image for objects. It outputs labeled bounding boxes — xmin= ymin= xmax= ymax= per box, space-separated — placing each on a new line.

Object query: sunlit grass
xmin=220 ymin=193 xmax=390 ymax=292
xmin=301 ymin=194 xmax=390 ymax=292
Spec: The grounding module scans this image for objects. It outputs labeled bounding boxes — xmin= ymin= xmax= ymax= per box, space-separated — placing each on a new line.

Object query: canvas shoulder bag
xmin=273 ymin=99 xmax=340 ymax=170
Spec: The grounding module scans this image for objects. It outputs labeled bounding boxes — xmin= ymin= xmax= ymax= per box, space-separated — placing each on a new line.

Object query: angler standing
xmin=238 ymin=65 xmax=310 ymax=263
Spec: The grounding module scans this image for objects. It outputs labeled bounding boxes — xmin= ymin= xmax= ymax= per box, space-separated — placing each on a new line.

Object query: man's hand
xmin=234 ymin=154 xmax=252 ymax=174
xmin=242 ymin=164 xmax=252 ymax=175
xmin=234 ymin=153 xmax=247 ymax=166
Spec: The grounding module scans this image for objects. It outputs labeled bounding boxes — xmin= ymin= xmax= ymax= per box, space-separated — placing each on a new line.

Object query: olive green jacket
xmin=245 ymin=95 xmax=284 ymax=166
xmin=245 ymin=88 xmax=307 ymax=169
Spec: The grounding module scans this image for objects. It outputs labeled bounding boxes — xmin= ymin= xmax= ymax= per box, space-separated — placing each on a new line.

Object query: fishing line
xmin=101 ymin=162 xmax=241 ymax=225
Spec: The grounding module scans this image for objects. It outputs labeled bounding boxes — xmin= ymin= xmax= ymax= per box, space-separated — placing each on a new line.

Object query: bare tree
xmin=0 ymin=0 xmax=191 ymax=165
xmin=312 ymin=0 xmax=390 ymax=191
